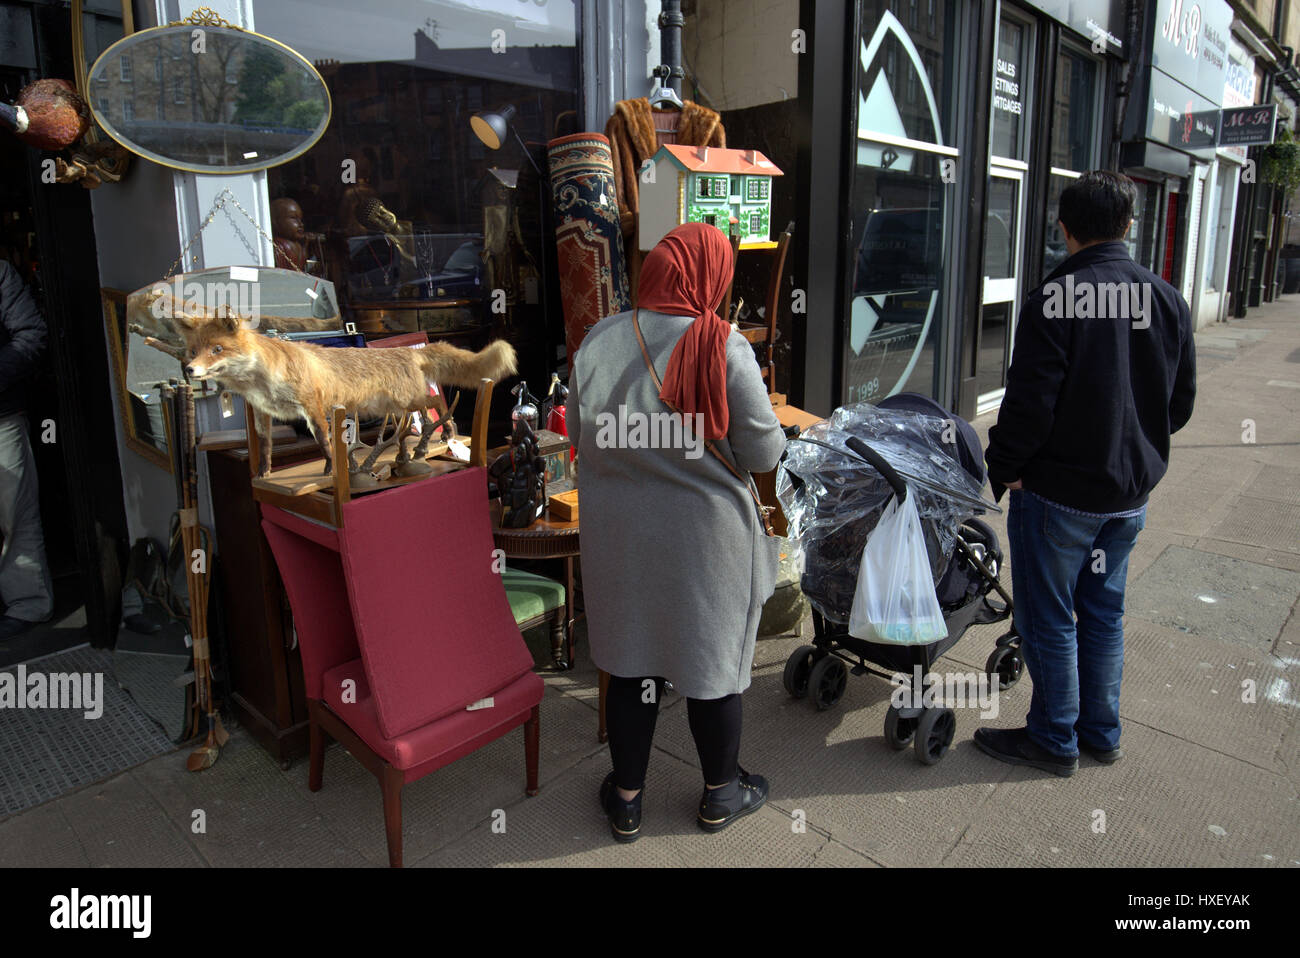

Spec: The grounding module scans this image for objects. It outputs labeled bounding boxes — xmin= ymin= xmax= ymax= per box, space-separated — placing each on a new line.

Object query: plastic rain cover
xmin=776 ymin=401 xmax=994 ymax=625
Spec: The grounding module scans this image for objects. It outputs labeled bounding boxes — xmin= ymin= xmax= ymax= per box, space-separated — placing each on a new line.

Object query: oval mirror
xmin=86 ymin=23 xmax=330 ymax=174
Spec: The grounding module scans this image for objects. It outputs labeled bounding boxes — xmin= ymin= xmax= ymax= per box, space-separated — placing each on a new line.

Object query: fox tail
xmin=417 ymin=339 xmax=518 ymax=388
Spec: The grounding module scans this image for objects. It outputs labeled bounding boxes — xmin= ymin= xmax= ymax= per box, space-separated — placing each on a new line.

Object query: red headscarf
xmin=636 ymin=222 xmax=734 ymax=440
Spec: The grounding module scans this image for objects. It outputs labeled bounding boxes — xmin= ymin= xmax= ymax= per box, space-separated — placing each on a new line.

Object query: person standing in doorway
xmin=977 ymin=170 xmax=1196 ymax=776
xmin=0 ymin=259 xmax=53 ymax=642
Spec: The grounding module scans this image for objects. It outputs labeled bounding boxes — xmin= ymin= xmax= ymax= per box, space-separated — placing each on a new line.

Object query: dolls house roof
xmin=655 ymin=144 xmax=783 ymax=177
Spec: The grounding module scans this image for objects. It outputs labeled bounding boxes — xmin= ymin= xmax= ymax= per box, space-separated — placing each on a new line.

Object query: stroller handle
xmin=845 ymin=436 xmax=908 ymax=502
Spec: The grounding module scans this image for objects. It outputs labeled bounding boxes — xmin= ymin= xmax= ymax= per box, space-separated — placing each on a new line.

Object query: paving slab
xmin=418 ymin=749 xmax=830 ymax=867
xmin=1126 ymin=545 xmax=1300 ymax=649
xmin=941 ymin=721 xmax=1300 ymax=868
xmin=0 ymin=800 xmax=90 ymax=868
xmin=1207 ymin=499 xmax=1300 ymax=554
xmin=37 ymin=772 xmax=206 ymax=868
xmin=128 ymin=732 xmax=358 ymax=868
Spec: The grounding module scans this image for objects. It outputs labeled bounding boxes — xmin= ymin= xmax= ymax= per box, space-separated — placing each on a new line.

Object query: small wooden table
xmin=489 ymin=501 xmax=581 ymax=670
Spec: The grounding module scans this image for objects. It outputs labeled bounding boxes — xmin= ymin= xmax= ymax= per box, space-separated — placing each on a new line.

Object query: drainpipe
xmin=654 ymin=0 xmax=685 ymax=98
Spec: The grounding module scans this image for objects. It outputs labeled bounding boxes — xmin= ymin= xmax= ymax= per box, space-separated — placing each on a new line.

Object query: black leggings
xmin=605 ymin=674 xmax=742 ymax=790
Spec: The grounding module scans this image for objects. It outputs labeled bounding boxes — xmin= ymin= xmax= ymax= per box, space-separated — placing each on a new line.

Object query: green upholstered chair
xmin=501 ymin=568 xmax=567 ymax=668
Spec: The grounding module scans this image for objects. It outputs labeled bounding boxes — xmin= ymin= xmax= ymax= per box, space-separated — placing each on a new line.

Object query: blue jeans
xmin=1006 ymin=490 xmax=1145 ymax=758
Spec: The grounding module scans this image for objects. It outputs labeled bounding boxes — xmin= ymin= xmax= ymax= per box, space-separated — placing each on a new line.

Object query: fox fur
xmin=169 ymin=302 xmax=516 ymax=476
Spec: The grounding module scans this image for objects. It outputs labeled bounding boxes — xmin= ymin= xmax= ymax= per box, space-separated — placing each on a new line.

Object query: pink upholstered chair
xmin=260 ymin=466 xmax=543 ymax=867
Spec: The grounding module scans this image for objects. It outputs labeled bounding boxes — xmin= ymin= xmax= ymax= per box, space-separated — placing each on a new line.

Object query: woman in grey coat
xmin=568 ymin=223 xmax=786 ymax=842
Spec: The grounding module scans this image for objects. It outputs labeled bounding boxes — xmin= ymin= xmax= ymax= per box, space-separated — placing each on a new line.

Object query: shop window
xmin=990 ymin=15 xmax=1028 ymax=162
xmin=253 ymin=2 xmax=580 ymax=345
xmin=846 ymin=2 xmax=962 ymax=404
xmin=1049 ymin=47 xmax=1098 ymax=175
xmin=1042 ymin=45 xmax=1102 ymax=278
xmin=1043 ymin=172 xmax=1073 ymax=276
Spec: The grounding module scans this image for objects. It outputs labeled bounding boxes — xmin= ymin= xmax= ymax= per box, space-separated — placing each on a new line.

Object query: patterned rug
xmin=547 ymin=133 xmax=631 ymax=368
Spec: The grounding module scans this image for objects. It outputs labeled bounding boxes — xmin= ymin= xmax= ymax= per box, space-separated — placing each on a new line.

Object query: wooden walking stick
xmin=179 ymin=383 xmax=227 ymax=771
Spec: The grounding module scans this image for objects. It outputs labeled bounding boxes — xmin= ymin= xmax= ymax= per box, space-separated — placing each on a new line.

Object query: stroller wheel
xmin=782 ymin=645 xmax=818 ymax=699
xmin=985 ymin=646 xmax=1024 ymax=691
xmin=808 ymin=655 xmax=848 ymax=711
xmin=914 ymin=707 xmax=955 ymax=765
xmin=883 ymin=705 xmax=917 ymax=750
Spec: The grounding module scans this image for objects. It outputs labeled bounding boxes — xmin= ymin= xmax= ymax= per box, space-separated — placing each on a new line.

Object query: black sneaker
xmin=973 ymin=727 xmax=1078 ymax=777
xmin=697 ymin=766 xmax=769 ymax=832
xmin=598 ymin=772 xmax=642 ymax=843
xmin=1079 ymin=740 xmax=1123 ymax=764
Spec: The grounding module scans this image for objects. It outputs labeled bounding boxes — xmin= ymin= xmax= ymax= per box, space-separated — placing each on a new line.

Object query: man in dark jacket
xmin=976 ymin=170 xmax=1196 ymax=776
xmin=0 ymin=259 xmax=53 ymax=640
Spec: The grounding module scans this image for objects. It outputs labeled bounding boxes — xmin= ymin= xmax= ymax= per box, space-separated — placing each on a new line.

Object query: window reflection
xmin=1050 ymin=48 xmax=1096 ymax=173
xmin=255 ymin=1 xmax=580 ymax=337
xmin=848 ymin=2 xmax=957 ymax=405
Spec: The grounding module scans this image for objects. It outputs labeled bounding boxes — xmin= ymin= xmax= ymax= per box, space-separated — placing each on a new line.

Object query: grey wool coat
xmin=568 ymin=309 xmax=786 ymax=699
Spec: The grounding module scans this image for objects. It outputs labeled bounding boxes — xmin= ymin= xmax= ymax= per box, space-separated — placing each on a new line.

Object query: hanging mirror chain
xmin=164 ymin=188 xmax=307 ymax=279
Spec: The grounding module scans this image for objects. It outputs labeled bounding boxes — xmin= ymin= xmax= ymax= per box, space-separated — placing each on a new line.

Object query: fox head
xmin=168 ymin=303 xmax=254 ymax=383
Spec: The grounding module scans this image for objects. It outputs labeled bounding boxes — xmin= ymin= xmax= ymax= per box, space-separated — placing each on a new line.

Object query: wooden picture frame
xmin=102 ymin=288 xmax=173 ymax=472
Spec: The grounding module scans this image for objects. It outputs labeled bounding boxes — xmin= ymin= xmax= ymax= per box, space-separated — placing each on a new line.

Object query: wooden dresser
xmin=207 ymin=434 xmax=324 ymax=766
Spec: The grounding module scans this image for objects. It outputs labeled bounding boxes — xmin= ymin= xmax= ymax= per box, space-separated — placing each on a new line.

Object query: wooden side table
xmin=489 ymin=502 xmax=581 ymax=669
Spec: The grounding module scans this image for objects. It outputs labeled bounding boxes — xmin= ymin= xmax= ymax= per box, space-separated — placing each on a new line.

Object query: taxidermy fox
xmin=169 ymin=303 xmax=516 ymax=477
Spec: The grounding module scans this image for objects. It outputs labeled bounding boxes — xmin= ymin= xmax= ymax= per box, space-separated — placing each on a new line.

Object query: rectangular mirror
xmin=102 ymin=287 xmax=172 ymax=471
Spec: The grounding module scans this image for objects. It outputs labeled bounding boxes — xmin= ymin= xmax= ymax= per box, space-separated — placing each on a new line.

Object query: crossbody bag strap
xmin=631 ymin=310 xmax=776 ymax=536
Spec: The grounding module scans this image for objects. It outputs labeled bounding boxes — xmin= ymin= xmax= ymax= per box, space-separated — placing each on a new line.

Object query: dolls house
xmin=638 ymin=144 xmax=783 ymax=251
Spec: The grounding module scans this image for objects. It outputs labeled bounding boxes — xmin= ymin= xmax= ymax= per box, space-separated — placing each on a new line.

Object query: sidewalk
xmin=2 ymin=299 xmax=1298 ymax=868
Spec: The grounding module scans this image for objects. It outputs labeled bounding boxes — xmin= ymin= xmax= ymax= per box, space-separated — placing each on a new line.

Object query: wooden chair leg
xmin=308 ymin=704 xmax=326 ymax=792
xmin=549 ymin=606 xmax=566 ymax=669
xmin=524 ymin=705 xmax=540 ymax=797
xmin=598 ymin=669 xmax=609 ymax=743
xmin=380 ymin=764 xmax=404 ymax=868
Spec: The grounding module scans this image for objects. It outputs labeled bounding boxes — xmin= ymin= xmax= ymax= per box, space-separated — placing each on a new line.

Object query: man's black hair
xmin=1058 ymin=170 xmax=1138 ymax=244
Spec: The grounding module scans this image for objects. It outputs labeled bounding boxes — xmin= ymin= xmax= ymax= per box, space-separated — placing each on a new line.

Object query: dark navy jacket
xmin=985 ymin=240 xmax=1196 ymax=513
xmin=0 ymin=260 xmax=47 ymax=417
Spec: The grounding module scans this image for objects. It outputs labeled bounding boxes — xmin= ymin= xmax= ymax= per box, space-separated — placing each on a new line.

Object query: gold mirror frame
xmin=103 ymin=288 xmax=173 ymax=472
xmin=84 ymin=14 xmax=332 ymax=175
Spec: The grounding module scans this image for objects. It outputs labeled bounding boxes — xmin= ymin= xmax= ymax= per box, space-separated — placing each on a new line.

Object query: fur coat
xmin=604 ymin=98 xmax=726 ymax=296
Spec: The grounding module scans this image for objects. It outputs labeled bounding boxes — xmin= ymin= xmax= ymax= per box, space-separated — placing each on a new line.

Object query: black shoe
xmin=1079 ymin=740 xmax=1123 ymax=764
xmin=973 ymin=727 xmax=1078 ymax=777
xmin=0 ymin=616 xmax=38 ymax=642
xmin=598 ymin=772 xmax=642 ymax=843
xmin=697 ymin=766 xmax=769 ymax=832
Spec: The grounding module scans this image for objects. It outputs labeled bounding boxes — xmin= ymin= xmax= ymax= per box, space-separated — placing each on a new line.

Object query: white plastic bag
xmin=847 ymin=490 xmax=948 ymax=645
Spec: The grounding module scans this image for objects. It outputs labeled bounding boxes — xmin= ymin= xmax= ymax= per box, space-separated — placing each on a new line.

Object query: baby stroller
xmin=776 ymin=394 xmax=1023 ymax=764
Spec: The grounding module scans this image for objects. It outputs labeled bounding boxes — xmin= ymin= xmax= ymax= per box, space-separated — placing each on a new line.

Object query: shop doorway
xmin=0 ymin=69 xmax=87 ymax=658
xmin=1161 ymin=190 xmax=1182 ymax=284
xmin=977 ymin=166 xmax=1025 ymax=413
xmin=0 ymin=18 xmax=127 ymax=663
